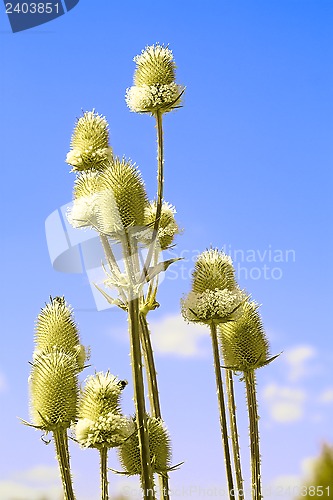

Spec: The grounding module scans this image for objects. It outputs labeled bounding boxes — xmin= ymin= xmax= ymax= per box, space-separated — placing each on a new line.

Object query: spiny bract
xmin=99 ymin=158 xmax=149 ymax=231
xmin=118 ymin=416 xmax=172 ymax=475
xmin=66 ymin=110 xmax=112 ymax=171
xmin=34 ymin=296 xmax=87 ymax=370
xmin=192 ymin=249 xmax=238 ymax=293
xmin=78 ymin=372 xmax=123 ymax=421
xmin=29 ymin=349 xmax=79 ymax=430
xmin=219 ymin=301 xmax=271 ymax=371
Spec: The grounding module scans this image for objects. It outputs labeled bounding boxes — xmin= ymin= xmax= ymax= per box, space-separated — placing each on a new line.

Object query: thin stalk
xmin=209 ymin=323 xmax=234 ymax=498
xmin=141 ymin=110 xmax=164 ymax=281
xmin=53 ymin=427 xmax=75 ymax=500
xmin=122 ymin=233 xmax=155 ymax=499
xmin=99 ymin=234 xmax=127 ymax=304
xmin=225 ymin=369 xmax=244 ymax=499
xmin=140 ymin=314 xmax=170 ymax=500
xmin=244 ymin=370 xmax=262 ymax=500
xmin=100 ymin=447 xmax=109 ymax=500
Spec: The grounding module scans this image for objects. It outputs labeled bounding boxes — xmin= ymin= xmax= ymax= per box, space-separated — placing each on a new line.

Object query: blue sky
xmin=1 ymin=1 xmax=333 ymax=499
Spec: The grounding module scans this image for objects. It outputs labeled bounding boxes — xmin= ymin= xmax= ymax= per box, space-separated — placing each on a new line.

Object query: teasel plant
xmin=219 ymin=301 xmax=279 ymax=500
xmin=65 ymin=44 xmax=184 ymax=499
xmin=74 ymin=372 xmax=131 ymax=500
xmin=23 ymin=297 xmax=88 ymax=500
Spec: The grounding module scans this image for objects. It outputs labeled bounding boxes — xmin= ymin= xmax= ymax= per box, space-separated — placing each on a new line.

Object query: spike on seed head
xmin=192 ymin=248 xmax=238 ymax=293
xmin=78 ymin=372 xmax=124 ymax=421
xmin=141 ymin=200 xmax=180 ymax=250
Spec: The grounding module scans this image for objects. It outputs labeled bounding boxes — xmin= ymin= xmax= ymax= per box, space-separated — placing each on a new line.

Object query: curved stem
xmin=209 ymin=323 xmax=234 ymax=498
xmin=53 ymin=427 xmax=75 ymax=500
xmin=100 ymin=447 xmax=109 ymax=500
xmin=141 ymin=110 xmax=164 ymax=281
xmin=99 ymin=234 xmax=127 ymax=304
xmin=244 ymin=371 xmax=262 ymax=500
xmin=225 ymin=369 xmax=244 ymax=499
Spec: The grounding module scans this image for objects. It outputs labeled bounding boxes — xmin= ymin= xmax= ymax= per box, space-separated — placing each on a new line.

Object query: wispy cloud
xmin=0 ymin=466 xmax=62 ymax=500
xmin=149 ymin=314 xmax=209 ymax=357
xmin=318 ymin=387 xmax=333 ymax=404
xmin=262 ymin=383 xmax=307 ymax=423
xmin=283 ymin=345 xmax=317 ymax=382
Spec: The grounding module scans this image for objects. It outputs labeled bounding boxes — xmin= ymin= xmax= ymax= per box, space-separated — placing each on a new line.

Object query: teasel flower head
xmin=192 ymin=249 xmax=238 ymax=293
xmin=34 ymin=296 xmax=87 ymax=371
xmin=98 ymin=158 xmax=149 ymax=233
xmin=141 ymin=200 xmax=180 ymax=250
xmin=126 ymin=44 xmax=184 ymax=114
xmin=66 ymin=110 xmax=113 ymax=172
xmin=119 ymin=416 xmax=172 ymax=475
xmin=29 ymin=349 xmax=79 ymax=431
xmin=75 ymin=372 xmax=129 ymax=449
xmin=78 ymin=372 xmax=124 ymax=421
xmin=219 ymin=301 xmax=276 ymax=371
xmin=181 ymin=288 xmax=247 ymax=325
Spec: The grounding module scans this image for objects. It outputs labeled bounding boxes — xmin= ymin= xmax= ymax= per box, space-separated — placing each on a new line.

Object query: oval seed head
xmin=75 ymin=414 xmax=130 ymax=449
xmin=66 ymin=110 xmax=113 ymax=172
xmin=134 ymin=45 xmax=176 ymax=87
xmin=78 ymin=372 xmax=123 ymax=421
xmin=181 ymin=288 xmax=246 ymax=325
xmin=192 ymin=249 xmax=238 ymax=294
xmin=141 ymin=200 xmax=180 ymax=250
xmin=34 ymin=296 xmax=87 ymax=370
xmin=126 ymin=44 xmax=184 ymax=114
xmin=99 ymin=158 xmax=149 ymax=231
xmin=29 ymin=349 xmax=78 ymax=431
xmin=119 ymin=416 xmax=172 ymax=475
xmin=67 ymin=171 xmax=123 ymax=235
xmin=219 ymin=301 xmax=271 ymax=371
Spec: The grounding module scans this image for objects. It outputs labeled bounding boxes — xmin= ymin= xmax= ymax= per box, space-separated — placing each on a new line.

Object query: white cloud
xmin=149 ymin=314 xmax=209 ymax=357
xmin=284 ymin=345 xmax=317 ymax=382
xmin=266 ymin=455 xmax=317 ymax=500
xmin=262 ymin=383 xmax=306 ymax=423
xmin=0 ymin=466 xmax=62 ymax=500
xmin=318 ymin=387 xmax=333 ymax=404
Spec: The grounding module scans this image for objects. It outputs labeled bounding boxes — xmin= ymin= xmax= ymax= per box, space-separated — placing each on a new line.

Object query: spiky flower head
xmin=29 ymin=349 xmax=78 ymax=431
xmin=126 ymin=44 xmax=184 ymax=114
xmin=119 ymin=416 xmax=172 ymax=475
xmin=75 ymin=414 xmax=130 ymax=449
xmin=34 ymin=296 xmax=87 ymax=370
xmin=66 ymin=110 xmax=113 ymax=172
xmin=219 ymin=301 xmax=273 ymax=371
xmin=98 ymin=158 xmax=149 ymax=232
xmin=141 ymin=200 xmax=180 ymax=250
xmin=181 ymin=288 xmax=246 ymax=325
xmin=78 ymin=372 xmax=124 ymax=421
xmin=192 ymin=249 xmax=238 ymax=293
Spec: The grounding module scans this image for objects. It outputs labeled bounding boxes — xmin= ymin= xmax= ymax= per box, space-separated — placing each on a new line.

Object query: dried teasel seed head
xmin=34 ymin=296 xmax=87 ymax=370
xmin=29 ymin=349 xmax=79 ymax=431
xmin=98 ymin=158 xmax=149 ymax=231
xmin=66 ymin=110 xmax=113 ymax=172
xmin=141 ymin=200 xmax=180 ymax=250
xmin=118 ymin=416 xmax=172 ymax=475
xmin=134 ymin=45 xmax=176 ymax=87
xmin=219 ymin=301 xmax=273 ymax=371
xmin=192 ymin=249 xmax=238 ymax=294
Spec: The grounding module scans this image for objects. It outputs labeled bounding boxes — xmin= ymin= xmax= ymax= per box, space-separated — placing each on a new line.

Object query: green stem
xmin=244 ymin=370 xmax=262 ymax=500
xmin=140 ymin=314 xmax=170 ymax=500
xmin=225 ymin=369 xmax=244 ymax=499
xmin=99 ymin=234 xmax=127 ymax=304
xmin=100 ymin=447 xmax=109 ymax=500
xmin=53 ymin=427 xmax=75 ymax=500
xmin=122 ymin=233 xmax=155 ymax=499
xmin=209 ymin=323 xmax=234 ymax=499
xmin=141 ymin=110 xmax=164 ymax=281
